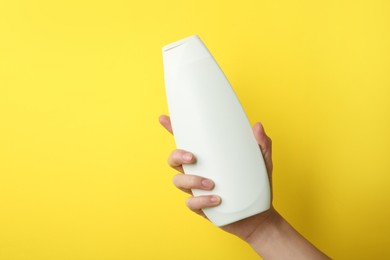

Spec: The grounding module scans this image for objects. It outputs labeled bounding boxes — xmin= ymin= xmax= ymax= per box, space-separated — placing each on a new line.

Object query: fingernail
xmin=183 ymin=153 xmax=193 ymax=161
xmin=201 ymin=179 xmax=213 ymax=189
xmin=210 ymin=196 xmax=220 ymax=204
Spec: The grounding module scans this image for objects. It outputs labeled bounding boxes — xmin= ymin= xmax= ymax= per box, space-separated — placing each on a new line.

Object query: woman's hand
xmin=159 ymin=114 xmax=330 ymax=259
xmin=159 ymin=114 xmax=276 ymax=242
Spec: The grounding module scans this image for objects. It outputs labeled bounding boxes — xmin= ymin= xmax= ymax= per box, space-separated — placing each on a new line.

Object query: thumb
xmin=253 ymin=122 xmax=273 ymax=174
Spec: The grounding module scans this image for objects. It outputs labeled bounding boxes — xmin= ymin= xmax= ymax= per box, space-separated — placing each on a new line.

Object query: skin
xmin=159 ymin=115 xmax=330 ymax=259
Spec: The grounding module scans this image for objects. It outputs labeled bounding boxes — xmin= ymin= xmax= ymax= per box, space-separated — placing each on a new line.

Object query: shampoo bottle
xmin=162 ymin=35 xmax=270 ymax=226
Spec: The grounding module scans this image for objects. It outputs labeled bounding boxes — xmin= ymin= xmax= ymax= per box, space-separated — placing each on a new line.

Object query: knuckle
xmin=185 ymin=197 xmax=194 ymax=209
xmin=188 ymin=175 xmax=199 ymax=188
xmin=167 ymin=150 xmax=175 ymax=165
xmin=172 ymin=150 xmax=181 ymax=161
xmin=172 ymin=175 xmax=180 ymax=187
xmin=168 ymin=149 xmax=183 ymax=166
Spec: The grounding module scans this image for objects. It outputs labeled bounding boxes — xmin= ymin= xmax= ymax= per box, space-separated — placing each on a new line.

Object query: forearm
xmin=247 ymin=209 xmax=330 ymax=260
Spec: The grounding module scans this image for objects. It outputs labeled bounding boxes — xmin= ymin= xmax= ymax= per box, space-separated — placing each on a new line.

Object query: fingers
xmin=186 ymin=195 xmax=221 ymax=216
xmin=159 ymin=115 xmax=173 ymax=134
xmin=253 ymin=122 xmax=273 ymax=174
xmin=172 ymin=173 xmax=220 ymax=218
xmin=167 ymin=149 xmax=195 ymax=173
xmin=253 ymin=122 xmax=271 ymax=153
xmin=159 ymin=114 xmax=221 ymax=219
xmin=172 ymin=174 xmax=214 ymax=194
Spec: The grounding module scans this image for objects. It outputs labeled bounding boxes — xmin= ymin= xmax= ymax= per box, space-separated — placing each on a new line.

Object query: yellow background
xmin=1 ymin=0 xmax=389 ymax=259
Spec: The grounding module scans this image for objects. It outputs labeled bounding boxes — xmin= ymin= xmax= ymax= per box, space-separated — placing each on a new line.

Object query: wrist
xmin=245 ymin=207 xmax=284 ymax=257
xmin=246 ymin=208 xmax=330 ymax=259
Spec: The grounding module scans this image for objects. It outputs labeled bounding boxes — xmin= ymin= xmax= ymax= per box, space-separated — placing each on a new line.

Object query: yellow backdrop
xmin=1 ymin=0 xmax=389 ymax=259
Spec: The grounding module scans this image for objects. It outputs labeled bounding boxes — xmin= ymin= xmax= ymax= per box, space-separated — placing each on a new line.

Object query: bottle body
xmin=162 ymin=35 xmax=270 ymax=226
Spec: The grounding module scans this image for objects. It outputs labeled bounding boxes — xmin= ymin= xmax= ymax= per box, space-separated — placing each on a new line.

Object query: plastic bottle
xmin=162 ymin=35 xmax=270 ymax=226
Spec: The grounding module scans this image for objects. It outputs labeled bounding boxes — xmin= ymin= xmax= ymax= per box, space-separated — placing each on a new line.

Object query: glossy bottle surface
xmin=162 ymin=35 xmax=270 ymax=226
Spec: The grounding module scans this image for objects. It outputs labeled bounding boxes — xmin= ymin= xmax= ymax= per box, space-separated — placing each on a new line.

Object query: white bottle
xmin=162 ymin=35 xmax=270 ymax=226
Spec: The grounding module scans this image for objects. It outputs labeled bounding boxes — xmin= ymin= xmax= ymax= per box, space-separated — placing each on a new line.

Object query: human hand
xmin=159 ymin=114 xmax=276 ymax=242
